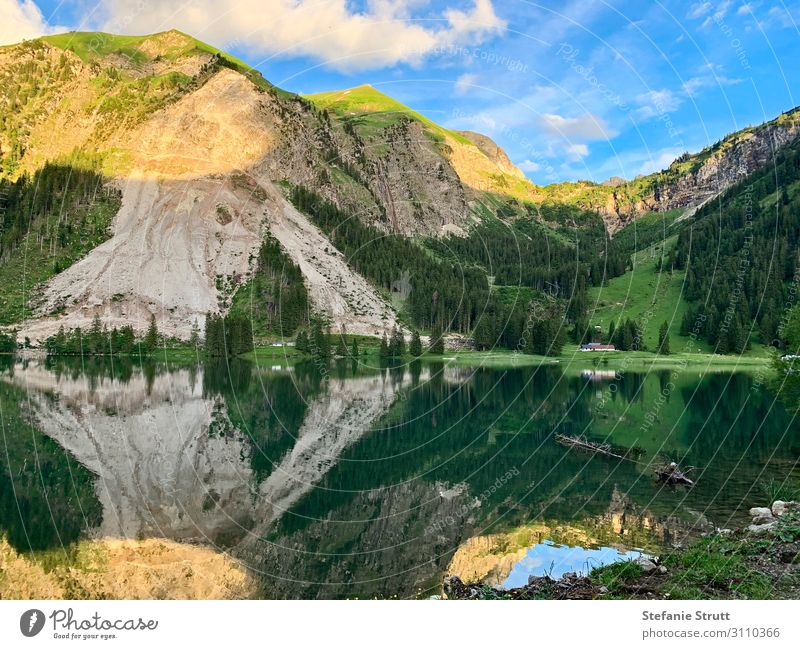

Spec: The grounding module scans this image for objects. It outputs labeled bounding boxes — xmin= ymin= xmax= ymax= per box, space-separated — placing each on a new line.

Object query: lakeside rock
xmin=746 ymin=501 xmax=799 ymax=534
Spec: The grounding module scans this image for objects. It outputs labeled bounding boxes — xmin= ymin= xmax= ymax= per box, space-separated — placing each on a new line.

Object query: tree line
xmin=43 ymin=314 xmax=160 ymax=356
xmin=228 ymin=234 xmax=309 ymax=338
xmin=674 ymin=138 xmax=800 ymax=353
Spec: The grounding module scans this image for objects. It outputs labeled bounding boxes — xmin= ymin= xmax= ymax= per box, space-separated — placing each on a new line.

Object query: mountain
xmin=0 ymin=32 xmax=542 ymax=341
xmin=1 ymin=30 xmax=799 ymax=354
xmin=538 ymin=108 xmax=800 ymax=232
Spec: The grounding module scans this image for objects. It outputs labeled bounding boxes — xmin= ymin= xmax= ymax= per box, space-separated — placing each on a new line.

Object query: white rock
xmin=772 ymin=501 xmax=787 ymax=517
xmin=749 ymin=507 xmax=772 ymax=518
xmin=747 ymin=522 xmax=778 ymax=535
xmin=635 ymin=558 xmax=657 ymax=573
xmin=752 ymin=513 xmax=776 ymax=525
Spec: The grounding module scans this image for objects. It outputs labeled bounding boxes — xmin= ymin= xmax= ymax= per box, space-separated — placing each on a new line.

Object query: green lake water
xmin=1 ymin=356 xmax=798 ymax=598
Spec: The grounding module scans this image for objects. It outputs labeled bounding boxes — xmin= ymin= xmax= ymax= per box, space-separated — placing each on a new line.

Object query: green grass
xmin=431 ymin=349 xmax=772 ymax=369
xmin=590 ymin=528 xmax=800 ymax=600
xmin=42 ymin=32 xmax=154 ymax=63
xmin=588 ymin=236 xmax=770 ymax=357
xmin=588 ymin=235 xmax=699 ymax=353
xmin=591 ymin=561 xmax=643 ymax=589
xmin=305 ymin=84 xmax=473 ymax=145
xmin=41 ymin=30 xmax=279 ymax=94
xmin=661 ymin=536 xmax=775 ymax=599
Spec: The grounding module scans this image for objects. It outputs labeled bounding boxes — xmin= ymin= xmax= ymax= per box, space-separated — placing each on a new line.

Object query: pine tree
xmin=311 ymin=319 xmax=330 ymax=361
xmin=89 ymin=315 xmax=103 ymax=355
xmin=429 ymin=324 xmax=444 ymax=355
xmin=335 ymin=334 xmax=347 ymax=358
xmin=379 ymin=333 xmax=390 ymax=359
xmin=680 ymin=308 xmax=694 ymax=336
xmin=409 ymin=330 xmax=422 ymax=357
xmin=144 ymin=314 xmax=159 ymax=353
xmin=658 ymin=321 xmax=670 ymax=355
xmin=295 ymin=330 xmax=309 ymax=353
xmin=190 ymin=319 xmax=200 ymax=349
xmin=350 ymin=337 xmax=359 ymax=358
xmin=389 ymin=326 xmax=405 ymax=357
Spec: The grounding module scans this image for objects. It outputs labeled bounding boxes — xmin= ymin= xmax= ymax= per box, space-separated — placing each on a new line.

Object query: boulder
xmin=772 ymin=501 xmax=799 ymax=517
xmin=747 ymin=522 xmax=778 ymax=535
xmin=749 ymin=507 xmax=773 ymax=518
xmin=635 ymin=558 xmax=658 ymax=573
xmin=752 ymin=513 xmax=776 ymax=525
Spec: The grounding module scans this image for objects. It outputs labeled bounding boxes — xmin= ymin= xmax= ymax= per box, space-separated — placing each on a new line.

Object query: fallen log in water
xmin=555 ymin=434 xmax=642 ymax=462
xmin=655 ymin=462 xmax=695 ymax=487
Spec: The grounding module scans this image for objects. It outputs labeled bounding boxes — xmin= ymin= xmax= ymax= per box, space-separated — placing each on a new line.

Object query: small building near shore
xmin=579 ymin=343 xmax=616 ymax=352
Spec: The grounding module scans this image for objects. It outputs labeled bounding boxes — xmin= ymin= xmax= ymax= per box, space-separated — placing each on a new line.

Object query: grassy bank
xmin=431 ymin=349 xmax=773 ymax=370
xmin=445 ymin=511 xmax=800 ymax=600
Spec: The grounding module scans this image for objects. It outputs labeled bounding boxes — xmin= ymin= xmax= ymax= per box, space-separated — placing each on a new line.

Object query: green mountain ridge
xmin=0 ymin=29 xmax=798 ymax=359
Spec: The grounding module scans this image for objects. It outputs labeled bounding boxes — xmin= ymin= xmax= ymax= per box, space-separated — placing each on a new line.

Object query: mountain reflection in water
xmin=0 ymin=356 xmax=797 ymax=598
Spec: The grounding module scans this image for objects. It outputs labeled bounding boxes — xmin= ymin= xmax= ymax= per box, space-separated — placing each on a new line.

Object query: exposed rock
xmin=636 ymin=558 xmax=658 ymax=573
xmin=752 ymin=513 xmax=777 ymax=525
xmin=454 ymin=130 xmax=527 ymax=179
xmin=772 ymin=501 xmax=800 ymax=517
xmin=747 ymin=522 xmax=778 ymax=535
xmin=749 ymin=507 xmax=773 ymax=518
xmin=444 ymin=572 xmax=600 ymax=600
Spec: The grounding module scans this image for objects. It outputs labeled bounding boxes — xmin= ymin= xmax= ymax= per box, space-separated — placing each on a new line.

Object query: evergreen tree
xmin=409 ymin=330 xmax=422 ymax=357
xmin=89 ymin=315 xmax=103 ymax=355
xmin=389 ymin=326 xmax=405 ymax=357
xmin=379 ymin=333 xmax=390 ymax=360
xmin=295 ymin=330 xmax=309 ymax=354
xmin=311 ymin=319 xmax=330 ymax=361
xmin=429 ymin=324 xmax=444 ymax=354
xmin=335 ymin=334 xmax=347 ymax=358
xmin=350 ymin=337 xmax=359 ymax=358
xmin=190 ymin=320 xmax=200 ymax=349
xmin=144 ymin=314 xmax=159 ymax=353
xmin=658 ymin=321 xmax=670 ymax=355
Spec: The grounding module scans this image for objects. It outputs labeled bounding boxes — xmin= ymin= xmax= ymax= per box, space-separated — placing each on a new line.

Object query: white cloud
xmin=736 ymin=3 xmax=756 ymax=16
xmin=539 ymin=112 xmax=617 ymax=140
xmin=454 ymin=72 xmax=479 ymax=95
xmin=763 ymin=5 xmax=800 ymax=28
xmin=687 ymin=2 xmax=713 ymax=19
xmin=517 ymin=159 xmax=541 ymax=172
xmin=637 ymin=149 xmax=684 ymax=176
xmin=682 ymin=72 xmax=743 ymax=96
xmin=566 ymin=143 xmax=589 ymax=159
xmin=634 ymin=89 xmax=684 ymax=120
xmin=0 ymin=0 xmax=54 ymax=45
xmin=690 ymin=0 xmax=732 ymax=27
xmin=98 ymin=0 xmax=507 ymax=71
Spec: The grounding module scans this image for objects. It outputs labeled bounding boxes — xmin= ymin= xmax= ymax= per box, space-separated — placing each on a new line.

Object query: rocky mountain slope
xmin=0 ymin=31 xmax=534 ymax=340
xmin=2 ymin=29 xmax=799 ymax=340
xmin=538 ymin=107 xmax=800 ymax=232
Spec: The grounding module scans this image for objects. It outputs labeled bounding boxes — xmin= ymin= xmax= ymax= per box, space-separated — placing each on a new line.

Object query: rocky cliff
xmin=549 ymin=108 xmax=800 ymax=233
xmin=0 ymin=32 xmax=529 ymax=339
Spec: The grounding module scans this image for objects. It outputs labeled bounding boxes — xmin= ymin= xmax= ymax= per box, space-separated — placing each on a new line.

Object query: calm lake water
xmin=1 ymin=356 xmax=798 ymax=598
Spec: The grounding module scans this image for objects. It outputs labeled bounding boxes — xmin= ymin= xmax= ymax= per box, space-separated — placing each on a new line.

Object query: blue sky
xmin=5 ymin=0 xmax=800 ymax=184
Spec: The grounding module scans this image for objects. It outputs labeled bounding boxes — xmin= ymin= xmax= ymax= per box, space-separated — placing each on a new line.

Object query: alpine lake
xmin=1 ymin=353 xmax=797 ymax=598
